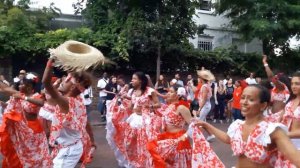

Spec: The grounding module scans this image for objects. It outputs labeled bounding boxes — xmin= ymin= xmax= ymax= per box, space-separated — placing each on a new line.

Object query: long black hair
xmin=276 ymin=73 xmax=292 ymax=94
xmin=134 ymin=71 xmax=148 ymax=95
xmin=287 ymin=71 xmax=300 ymax=102
xmin=248 ymin=84 xmax=270 ymax=103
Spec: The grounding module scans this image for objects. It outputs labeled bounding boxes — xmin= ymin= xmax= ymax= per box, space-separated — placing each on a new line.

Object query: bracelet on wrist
xmin=264 ymin=63 xmax=269 ymax=67
xmin=25 ymin=96 xmax=29 ymax=101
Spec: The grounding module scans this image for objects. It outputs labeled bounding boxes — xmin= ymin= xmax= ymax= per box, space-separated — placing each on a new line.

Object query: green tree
xmin=74 ymin=0 xmax=203 ymax=79
xmin=215 ymin=0 xmax=300 ymax=55
xmin=0 ymin=0 xmax=57 ymax=57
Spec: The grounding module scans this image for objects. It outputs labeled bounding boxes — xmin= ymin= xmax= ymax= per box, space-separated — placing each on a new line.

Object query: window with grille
xmin=198 ymin=36 xmax=213 ymax=51
xmin=200 ymin=0 xmax=212 ymax=11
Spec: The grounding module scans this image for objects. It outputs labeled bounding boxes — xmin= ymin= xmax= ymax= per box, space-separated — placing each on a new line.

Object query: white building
xmin=189 ymin=0 xmax=263 ymax=53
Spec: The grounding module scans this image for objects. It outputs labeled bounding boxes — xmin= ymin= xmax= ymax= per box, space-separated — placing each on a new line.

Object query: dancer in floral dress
xmin=113 ymin=72 xmax=161 ymax=167
xmin=107 ymin=79 xmax=131 ymax=166
xmin=42 ymin=58 xmax=93 ymax=168
xmin=147 ymin=86 xmax=224 ymax=168
xmin=0 ymin=73 xmax=52 ymax=168
xmin=281 ymin=72 xmax=300 ymax=150
xmin=196 ymin=84 xmax=300 ymax=167
xmin=262 ymin=55 xmax=290 ymax=122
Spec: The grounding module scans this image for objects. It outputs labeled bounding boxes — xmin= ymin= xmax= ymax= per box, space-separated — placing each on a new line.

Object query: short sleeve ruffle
xmin=227 ymin=119 xmax=244 ymax=138
xmin=255 ymin=122 xmax=288 ymax=147
xmin=147 ymin=87 xmax=155 ymax=96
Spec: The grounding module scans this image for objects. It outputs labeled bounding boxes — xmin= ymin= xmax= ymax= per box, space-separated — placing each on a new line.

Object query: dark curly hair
xmin=71 ymin=71 xmax=93 ymax=89
xmin=133 ymin=71 xmax=148 ymax=95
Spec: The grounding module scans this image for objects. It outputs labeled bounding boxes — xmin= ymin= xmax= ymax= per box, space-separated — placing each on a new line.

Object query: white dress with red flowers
xmin=0 ymin=94 xmax=52 ymax=167
xmin=227 ymin=119 xmax=294 ymax=167
xmin=49 ymin=96 xmax=89 ymax=168
xmin=107 ymin=86 xmax=132 ymax=167
xmin=112 ymin=87 xmax=162 ymax=168
xmin=148 ymin=101 xmax=224 ymax=168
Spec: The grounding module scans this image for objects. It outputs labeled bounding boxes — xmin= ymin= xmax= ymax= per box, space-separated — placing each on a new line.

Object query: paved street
xmin=0 ymin=110 xmax=236 ymax=168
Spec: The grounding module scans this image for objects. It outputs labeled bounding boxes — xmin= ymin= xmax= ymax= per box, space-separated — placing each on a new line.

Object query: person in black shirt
xmin=225 ymin=78 xmax=234 ymax=122
xmin=154 ymin=74 xmax=169 ymax=103
xmin=104 ymin=76 xmax=118 ymax=113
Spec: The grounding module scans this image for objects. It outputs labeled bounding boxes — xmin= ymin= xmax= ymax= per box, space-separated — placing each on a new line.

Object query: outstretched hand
xmin=193 ymin=120 xmax=207 ymax=127
xmin=262 ymin=54 xmax=268 ymax=64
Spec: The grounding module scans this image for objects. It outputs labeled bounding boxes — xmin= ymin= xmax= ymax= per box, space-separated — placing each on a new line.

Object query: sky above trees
xmin=29 ymin=0 xmax=86 ymax=14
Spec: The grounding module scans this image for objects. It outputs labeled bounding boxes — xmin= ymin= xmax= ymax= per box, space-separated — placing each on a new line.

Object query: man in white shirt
xmin=80 ymin=86 xmax=93 ymax=120
xmin=245 ymin=72 xmax=257 ymax=85
xmin=97 ymin=72 xmax=109 ymax=122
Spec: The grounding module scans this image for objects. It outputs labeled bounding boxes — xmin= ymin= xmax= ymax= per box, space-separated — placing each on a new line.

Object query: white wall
xmin=190 ymin=10 xmax=263 ymax=54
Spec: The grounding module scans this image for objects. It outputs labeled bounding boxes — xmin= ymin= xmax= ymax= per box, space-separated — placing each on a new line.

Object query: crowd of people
xmin=0 ymin=50 xmax=300 ymax=168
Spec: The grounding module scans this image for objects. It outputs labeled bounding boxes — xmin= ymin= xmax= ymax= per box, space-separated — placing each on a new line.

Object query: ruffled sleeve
xmin=256 ymin=122 xmax=288 ymax=147
xmin=227 ymin=119 xmax=244 ymax=138
xmin=147 ymin=87 xmax=155 ymax=96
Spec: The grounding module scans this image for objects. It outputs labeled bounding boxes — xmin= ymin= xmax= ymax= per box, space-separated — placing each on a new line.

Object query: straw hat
xmin=49 ymin=40 xmax=106 ymax=71
xmin=197 ymin=70 xmax=215 ymax=81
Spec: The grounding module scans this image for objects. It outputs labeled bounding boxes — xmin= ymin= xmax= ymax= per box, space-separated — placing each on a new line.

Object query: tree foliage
xmin=215 ymin=0 xmax=300 ymax=54
xmin=74 ymin=0 xmax=203 ymax=77
xmin=0 ymin=0 xmax=57 ymax=57
xmin=0 ymin=0 xmax=299 ymax=77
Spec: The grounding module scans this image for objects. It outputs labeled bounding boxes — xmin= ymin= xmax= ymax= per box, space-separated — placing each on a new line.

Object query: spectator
xmin=185 ymin=74 xmax=193 ymax=85
xmin=13 ymin=69 xmax=26 ymax=91
xmin=154 ymin=74 xmax=169 ymax=103
xmin=175 ymin=73 xmax=184 ymax=87
xmin=80 ymin=86 xmax=93 ymax=120
xmin=223 ymin=75 xmax=230 ymax=87
xmin=232 ymin=80 xmax=247 ymax=120
xmin=225 ymin=78 xmax=234 ymax=122
xmin=245 ymin=72 xmax=257 ymax=85
xmin=213 ymin=80 xmax=226 ymax=123
xmin=104 ymin=76 xmax=118 ymax=114
xmin=97 ymin=72 xmax=109 ymax=122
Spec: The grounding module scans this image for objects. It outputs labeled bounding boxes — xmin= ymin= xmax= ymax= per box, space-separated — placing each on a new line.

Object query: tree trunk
xmin=156 ymin=45 xmax=161 ymax=81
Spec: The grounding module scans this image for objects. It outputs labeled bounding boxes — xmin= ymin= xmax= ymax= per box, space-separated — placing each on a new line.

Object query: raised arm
xmin=262 ymin=54 xmax=274 ymax=79
xmin=0 ymin=81 xmax=18 ymax=96
xmin=263 ymin=54 xmax=285 ymax=90
xmin=42 ymin=59 xmax=69 ymax=113
xmin=271 ymin=128 xmax=300 ymax=167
